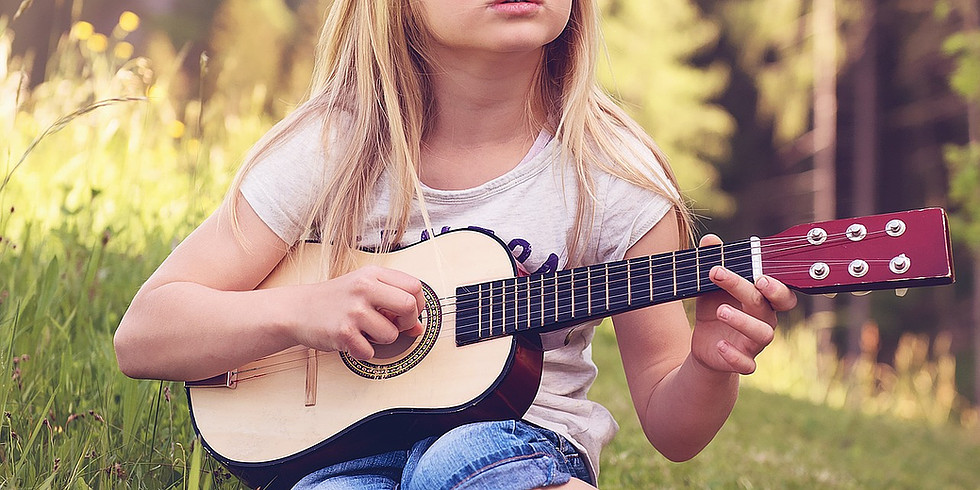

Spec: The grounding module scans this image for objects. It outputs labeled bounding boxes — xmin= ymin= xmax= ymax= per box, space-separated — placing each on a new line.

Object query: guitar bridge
xmin=185 ymin=371 xmax=238 ymax=389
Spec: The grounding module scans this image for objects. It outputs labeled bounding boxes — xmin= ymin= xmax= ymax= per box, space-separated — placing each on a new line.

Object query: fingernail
xmin=757 ymin=276 xmax=770 ymax=289
xmin=718 ymin=305 xmax=731 ymax=320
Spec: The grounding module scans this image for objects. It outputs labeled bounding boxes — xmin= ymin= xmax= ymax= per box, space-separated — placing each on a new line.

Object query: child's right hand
xmin=286 ymin=266 xmax=426 ymax=360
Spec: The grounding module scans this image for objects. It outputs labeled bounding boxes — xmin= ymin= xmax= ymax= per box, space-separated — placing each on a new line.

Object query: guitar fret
xmin=556 ymin=270 xmax=573 ymax=324
xmin=478 ymin=283 xmax=485 ymax=339
xmin=700 ymin=245 xmax=722 ymax=295
xmin=506 ymin=278 xmax=516 ymax=333
xmin=538 ymin=275 xmax=545 ymax=327
xmin=696 ymin=247 xmax=701 ymax=292
xmin=554 ymin=273 xmax=560 ymax=322
xmin=627 ymin=260 xmax=632 ymax=306
xmin=525 ymin=276 xmax=531 ymax=330
xmin=672 ymin=251 xmax=677 ymax=297
xmin=589 ymin=266 xmax=604 ymax=317
xmin=628 ymin=257 xmax=651 ymax=306
xmin=604 ymin=264 xmax=610 ymax=311
xmin=607 ymin=259 xmax=629 ymax=312
xmin=585 ymin=269 xmax=592 ymax=317
xmin=648 ymin=256 xmax=654 ymax=302
xmin=544 ymin=274 xmax=557 ymax=325
xmin=652 ymin=253 xmax=674 ymax=304
xmin=570 ymin=269 xmax=576 ymax=318
xmin=516 ymin=279 xmax=524 ymax=331
xmin=501 ymin=281 xmax=507 ymax=333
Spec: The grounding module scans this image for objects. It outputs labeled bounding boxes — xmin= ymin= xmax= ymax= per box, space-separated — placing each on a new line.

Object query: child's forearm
xmin=640 ymin=354 xmax=740 ymax=462
xmin=114 ymin=281 xmax=300 ymax=382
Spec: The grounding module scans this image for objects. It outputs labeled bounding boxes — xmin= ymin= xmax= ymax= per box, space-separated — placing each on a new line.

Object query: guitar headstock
xmin=760 ymin=208 xmax=954 ymax=294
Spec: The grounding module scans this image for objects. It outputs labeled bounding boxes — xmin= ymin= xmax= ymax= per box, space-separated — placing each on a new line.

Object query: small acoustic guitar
xmin=186 ymin=208 xmax=954 ymax=489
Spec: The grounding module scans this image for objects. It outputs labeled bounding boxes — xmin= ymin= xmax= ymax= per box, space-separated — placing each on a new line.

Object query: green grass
xmin=2 ymin=12 xmax=979 ymax=489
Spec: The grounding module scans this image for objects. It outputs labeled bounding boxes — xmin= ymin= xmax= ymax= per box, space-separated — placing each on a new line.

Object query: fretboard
xmin=454 ymin=241 xmax=758 ymax=346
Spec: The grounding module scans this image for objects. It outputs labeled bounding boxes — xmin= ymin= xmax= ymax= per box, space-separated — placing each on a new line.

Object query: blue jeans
xmin=292 ymin=420 xmax=593 ymax=489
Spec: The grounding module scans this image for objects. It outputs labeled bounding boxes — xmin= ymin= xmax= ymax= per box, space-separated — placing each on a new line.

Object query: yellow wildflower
xmin=114 ymin=42 xmax=134 ymax=60
xmin=87 ymin=34 xmax=109 ymax=53
xmin=169 ymin=120 xmax=186 ymax=139
xmin=118 ymin=11 xmax=140 ymax=32
xmin=147 ymin=85 xmax=166 ymax=100
xmin=73 ymin=21 xmax=94 ymax=41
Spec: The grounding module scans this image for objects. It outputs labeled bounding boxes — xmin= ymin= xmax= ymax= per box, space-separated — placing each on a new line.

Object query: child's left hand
xmin=691 ymin=234 xmax=798 ymax=375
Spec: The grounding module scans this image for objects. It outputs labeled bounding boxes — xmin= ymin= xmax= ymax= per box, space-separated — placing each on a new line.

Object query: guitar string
xmin=220 ymin=229 xmax=905 ymax=383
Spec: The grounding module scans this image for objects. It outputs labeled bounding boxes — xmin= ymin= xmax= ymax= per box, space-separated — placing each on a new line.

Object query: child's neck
xmin=420 ymin=49 xmax=544 ymax=190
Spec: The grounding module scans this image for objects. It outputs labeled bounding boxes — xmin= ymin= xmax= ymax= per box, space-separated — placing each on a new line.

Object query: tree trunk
xmin=960 ymin=0 xmax=980 ymax=408
xmin=812 ymin=0 xmax=839 ymax=362
xmin=847 ymin=0 xmax=878 ymax=359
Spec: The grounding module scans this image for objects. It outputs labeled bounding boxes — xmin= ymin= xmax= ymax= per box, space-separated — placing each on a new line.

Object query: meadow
xmin=1 ymin=14 xmax=978 ymax=489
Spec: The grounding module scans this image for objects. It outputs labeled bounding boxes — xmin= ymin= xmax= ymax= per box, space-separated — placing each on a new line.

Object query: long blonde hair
xmin=226 ymin=0 xmax=692 ymax=276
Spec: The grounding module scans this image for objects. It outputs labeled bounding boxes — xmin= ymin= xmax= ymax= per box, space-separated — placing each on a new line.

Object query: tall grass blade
xmin=187 ymin=438 xmax=203 ymax=490
xmin=13 ymin=0 xmax=34 ymax=21
xmin=0 ymin=97 xmax=146 ymax=193
xmin=12 ymin=390 xmax=57 ymax=483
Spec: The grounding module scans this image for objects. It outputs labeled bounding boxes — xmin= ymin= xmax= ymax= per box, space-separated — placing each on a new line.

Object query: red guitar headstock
xmin=759 ymin=208 xmax=955 ymax=294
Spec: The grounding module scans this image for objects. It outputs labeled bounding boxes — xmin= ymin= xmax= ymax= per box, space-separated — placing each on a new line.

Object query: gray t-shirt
xmin=241 ymin=117 xmax=675 ymax=478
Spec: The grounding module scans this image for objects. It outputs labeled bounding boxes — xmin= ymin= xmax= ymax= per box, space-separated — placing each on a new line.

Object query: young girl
xmin=114 ymin=0 xmax=797 ymax=488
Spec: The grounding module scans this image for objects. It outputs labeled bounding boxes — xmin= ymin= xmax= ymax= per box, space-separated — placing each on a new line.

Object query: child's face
xmin=414 ymin=0 xmax=572 ymax=56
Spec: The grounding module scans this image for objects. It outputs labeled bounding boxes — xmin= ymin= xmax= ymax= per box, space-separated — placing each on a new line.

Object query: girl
xmin=114 ymin=0 xmax=797 ymax=488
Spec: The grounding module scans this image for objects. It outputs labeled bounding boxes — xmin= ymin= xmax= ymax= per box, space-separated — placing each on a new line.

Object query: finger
xmin=717 ymin=303 xmax=775 ymax=352
xmin=366 ymin=282 xmax=423 ymax=333
xmin=343 ymin=331 xmax=376 ymax=360
xmin=356 ymin=308 xmax=404 ymax=345
xmin=699 ymin=233 xmax=722 ymax=247
xmin=375 ymin=268 xmax=426 ymax=314
xmin=754 ymin=275 xmax=798 ymax=312
xmin=694 ymin=234 xmax=733 ymax=320
xmin=380 ymin=309 xmax=424 ymax=337
xmin=716 ymin=340 xmax=758 ymax=375
xmin=709 ymin=266 xmax=775 ymax=324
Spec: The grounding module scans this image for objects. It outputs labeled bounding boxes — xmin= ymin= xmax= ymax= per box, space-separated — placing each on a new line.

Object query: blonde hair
xmin=226 ymin=0 xmax=692 ymax=276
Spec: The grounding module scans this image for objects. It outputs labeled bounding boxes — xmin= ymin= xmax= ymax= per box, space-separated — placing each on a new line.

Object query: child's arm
xmin=612 ymin=209 xmax=797 ymax=462
xmin=113 ymin=194 xmax=425 ymax=382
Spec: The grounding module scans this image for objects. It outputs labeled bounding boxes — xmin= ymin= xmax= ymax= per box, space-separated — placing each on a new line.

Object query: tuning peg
xmin=822 ymin=293 xmax=838 ymax=298
xmin=895 ymin=288 xmax=908 ymax=297
xmin=851 ymin=291 xmax=871 ymax=296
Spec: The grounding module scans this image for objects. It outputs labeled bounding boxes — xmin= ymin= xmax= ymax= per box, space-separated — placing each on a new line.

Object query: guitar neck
xmin=455 ymin=208 xmax=956 ymax=346
xmin=454 ymin=240 xmax=760 ymax=346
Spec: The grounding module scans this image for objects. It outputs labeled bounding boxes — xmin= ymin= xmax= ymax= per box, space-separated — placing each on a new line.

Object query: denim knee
xmin=403 ymin=420 xmax=577 ymax=490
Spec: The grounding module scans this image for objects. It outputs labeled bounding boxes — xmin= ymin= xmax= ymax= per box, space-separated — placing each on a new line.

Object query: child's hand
xmin=691 ymin=235 xmax=798 ymax=375
xmin=288 ymin=266 xmax=426 ymax=361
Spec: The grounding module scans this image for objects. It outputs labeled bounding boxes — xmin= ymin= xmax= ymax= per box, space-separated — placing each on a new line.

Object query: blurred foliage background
xmin=1 ymin=0 xmax=979 ymax=487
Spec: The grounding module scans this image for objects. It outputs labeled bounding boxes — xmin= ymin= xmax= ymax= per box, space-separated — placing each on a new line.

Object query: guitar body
xmin=187 ymin=230 xmax=544 ymax=489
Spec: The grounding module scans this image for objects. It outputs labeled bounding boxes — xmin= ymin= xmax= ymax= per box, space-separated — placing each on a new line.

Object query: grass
xmin=1 ymin=10 xmax=979 ymax=489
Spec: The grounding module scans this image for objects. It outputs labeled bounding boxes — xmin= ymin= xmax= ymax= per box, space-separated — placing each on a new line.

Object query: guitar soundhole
xmin=341 ymin=281 xmax=442 ymax=379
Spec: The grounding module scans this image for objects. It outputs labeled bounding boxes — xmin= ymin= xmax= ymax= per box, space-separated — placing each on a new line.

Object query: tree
xmin=941 ymin=0 xmax=980 ymax=403
xmin=597 ymin=0 xmax=735 ymax=217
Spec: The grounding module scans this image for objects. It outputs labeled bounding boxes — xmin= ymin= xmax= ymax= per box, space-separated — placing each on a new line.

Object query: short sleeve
xmin=592 ymin=133 xmax=678 ymax=262
xmin=240 ymin=116 xmax=328 ymax=245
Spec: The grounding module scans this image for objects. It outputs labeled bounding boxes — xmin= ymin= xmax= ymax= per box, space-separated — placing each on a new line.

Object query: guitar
xmin=186 ymin=208 xmax=954 ymax=489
